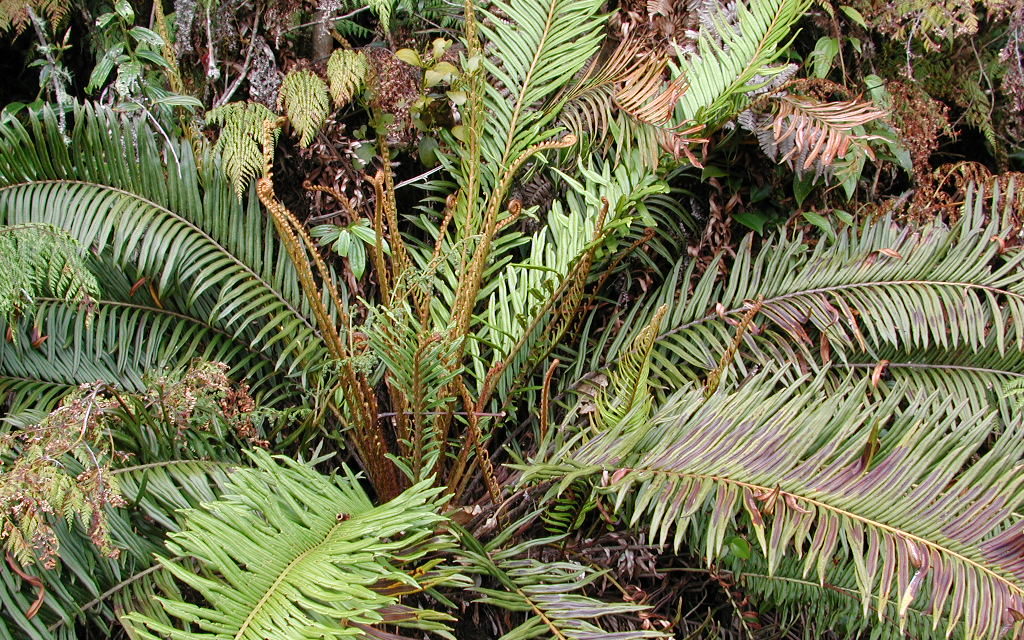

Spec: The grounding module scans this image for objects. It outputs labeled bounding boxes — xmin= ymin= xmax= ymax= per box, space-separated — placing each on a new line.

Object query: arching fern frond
xmin=278 ymin=70 xmax=330 ymax=148
xmin=597 ymin=181 xmax=1024 ymax=408
xmin=526 ymin=371 xmax=1024 ymax=640
xmin=457 ymin=526 xmax=669 ymax=639
xmin=0 ymin=104 xmax=327 ymax=414
xmin=124 ymin=449 xmax=464 ymax=640
xmin=745 ymin=94 xmax=887 ymax=178
xmin=595 ymin=304 xmax=666 ymax=433
xmin=476 ymin=0 xmax=607 ymax=186
xmin=674 ymin=0 xmax=812 ymax=128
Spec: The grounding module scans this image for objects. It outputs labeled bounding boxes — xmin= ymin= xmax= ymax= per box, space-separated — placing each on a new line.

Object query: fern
xmin=0 ymin=0 xmax=68 ymax=33
xmin=743 ymin=94 xmax=888 ymax=178
xmin=0 ymin=223 xmax=98 ymax=327
xmin=364 ymin=302 xmax=463 ymax=482
xmin=0 ymin=104 xmax=324 ymax=413
xmin=457 ymin=524 xmax=669 ymax=639
xmin=123 ymin=449 xmax=465 ymax=640
xmin=206 ymin=101 xmax=280 ymax=198
xmin=595 ymin=304 xmax=666 ymax=435
xmin=326 ymin=49 xmax=368 ymax=109
xmin=475 ymin=0 xmax=607 ymax=187
xmin=1001 ymin=377 xmax=1024 ymax=411
xmin=594 ymin=180 xmax=1024 ymax=411
xmin=526 ymin=370 xmax=1024 ymax=639
xmin=675 ymin=0 xmax=812 ymax=128
xmin=365 ymin=0 xmax=394 ymax=31
xmin=278 ymin=70 xmax=330 ymax=148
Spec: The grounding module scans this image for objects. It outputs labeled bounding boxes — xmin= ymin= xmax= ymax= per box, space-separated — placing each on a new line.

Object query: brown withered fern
xmin=0 ymin=0 xmax=67 ymax=33
xmin=743 ymin=93 xmax=887 ymax=178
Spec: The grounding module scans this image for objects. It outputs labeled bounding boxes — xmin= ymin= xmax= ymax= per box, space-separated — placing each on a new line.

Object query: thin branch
xmin=214 ymin=9 xmax=261 ymax=108
xmin=284 ymin=7 xmax=371 ymax=33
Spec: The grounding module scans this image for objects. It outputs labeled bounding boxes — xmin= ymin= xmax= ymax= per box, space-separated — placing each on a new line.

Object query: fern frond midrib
xmin=0 ymin=180 xmax=318 ymax=336
xmin=111 ymin=459 xmax=238 ymax=476
xmin=518 ymin=584 xmax=571 ymax=640
xmin=493 ymin=0 xmax=561 ymax=169
xmin=0 ymin=372 xmax=76 ymax=388
xmin=736 ymin=571 xmax=936 ymax=625
xmin=47 ymin=562 xmax=168 ymax=633
xmin=840 ymin=361 xmax=1024 ymax=377
xmin=625 ymin=467 xmax=1024 ymax=599
xmin=655 ymin=278 xmax=1024 ymax=344
xmin=33 ymin=297 xmax=288 ymax=373
xmin=234 ymin=517 xmax=353 ymax=640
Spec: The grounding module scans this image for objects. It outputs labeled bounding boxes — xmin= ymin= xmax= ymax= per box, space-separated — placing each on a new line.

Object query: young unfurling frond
xmin=365 ymin=302 xmax=463 ymax=482
xmin=277 ymin=69 xmax=330 ymax=147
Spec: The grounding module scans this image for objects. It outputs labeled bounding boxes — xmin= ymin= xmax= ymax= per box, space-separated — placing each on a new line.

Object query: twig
xmin=394 ymin=165 xmax=445 ymax=190
xmin=285 ymin=6 xmax=371 ymax=33
xmin=214 ymin=9 xmax=261 ymax=107
xmin=377 ymin=409 xmax=506 ymax=419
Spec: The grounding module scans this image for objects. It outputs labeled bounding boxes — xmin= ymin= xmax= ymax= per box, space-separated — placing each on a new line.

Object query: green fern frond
xmin=539 ymin=480 xmax=599 ymax=535
xmin=596 ymin=304 xmax=666 ymax=434
xmin=366 ymin=0 xmax=394 ymax=31
xmin=0 ymin=223 xmax=98 ymax=326
xmin=333 ymin=19 xmax=373 ymax=40
xmin=457 ymin=525 xmax=669 ymax=639
xmin=526 ymin=371 xmax=1024 ymax=639
xmin=206 ymin=101 xmax=279 ymax=198
xmin=597 ymin=180 xmax=1024 ymax=407
xmin=326 ymin=49 xmax=368 ymax=109
xmin=1001 ymin=377 xmax=1024 ymax=410
xmin=124 ymin=449 xmax=464 ymax=640
xmin=278 ymin=70 xmax=330 ymax=148
xmin=475 ymin=0 xmax=607 ymax=185
xmin=364 ymin=302 xmax=462 ymax=481
xmin=675 ymin=0 xmax=812 ymax=128
xmin=472 ymin=158 xmax=665 ymax=405
xmin=0 ymin=104 xmax=327 ymax=415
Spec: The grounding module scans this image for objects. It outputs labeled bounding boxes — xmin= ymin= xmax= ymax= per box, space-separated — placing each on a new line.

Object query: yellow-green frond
xmin=327 ymin=49 xmax=368 ymax=109
xmin=278 ymin=70 xmax=330 ymax=148
xmin=206 ymin=101 xmax=279 ymax=197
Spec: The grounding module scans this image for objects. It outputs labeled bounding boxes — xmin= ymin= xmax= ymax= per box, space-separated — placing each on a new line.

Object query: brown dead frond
xmin=615 ymin=67 xmax=688 ymax=128
xmin=558 ymin=35 xmax=662 ymax=141
xmin=752 ymin=94 xmax=887 ymax=177
xmin=558 ymin=34 xmax=708 ymax=167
